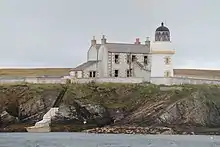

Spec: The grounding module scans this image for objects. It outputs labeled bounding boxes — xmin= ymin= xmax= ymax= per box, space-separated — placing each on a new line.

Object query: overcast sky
xmin=0 ymin=0 xmax=220 ymax=69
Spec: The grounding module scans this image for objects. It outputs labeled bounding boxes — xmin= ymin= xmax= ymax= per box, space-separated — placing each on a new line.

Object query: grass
xmin=2 ymin=83 xmax=220 ymax=114
xmin=63 ymin=83 xmax=163 ymax=112
xmin=174 ymin=69 xmax=220 ymax=77
xmin=64 ymin=83 xmax=220 ymax=110
xmin=0 ymin=68 xmax=71 ymax=77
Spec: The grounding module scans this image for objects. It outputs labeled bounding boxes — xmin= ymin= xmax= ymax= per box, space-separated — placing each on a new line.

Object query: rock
xmin=19 ymin=98 xmax=46 ymax=123
xmin=107 ymin=108 xmax=125 ymax=123
xmin=160 ymin=127 xmax=175 ymax=135
xmin=84 ymin=126 xmax=175 ymax=135
xmin=0 ymin=111 xmax=19 ymax=126
xmin=52 ymin=103 xmax=78 ymax=122
xmin=52 ymin=100 xmax=112 ymax=126
xmin=18 ymin=88 xmax=62 ymax=123
xmin=161 ymin=130 xmax=173 ymax=135
xmin=157 ymin=91 xmax=220 ymax=127
xmin=182 ymin=132 xmax=195 ymax=135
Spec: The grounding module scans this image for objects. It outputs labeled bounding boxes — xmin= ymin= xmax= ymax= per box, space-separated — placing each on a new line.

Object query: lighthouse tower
xmin=150 ymin=22 xmax=175 ymax=80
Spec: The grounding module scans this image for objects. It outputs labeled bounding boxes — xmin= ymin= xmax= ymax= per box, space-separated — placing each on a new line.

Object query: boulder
xmin=18 ymin=89 xmax=62 ymax=123
xmin=107 ymin=108 xmax=125 ymax=123
xmin=0 ymin=111 xmax=19 ymax=126
xmin=52 ymin=100 xmax=112 ymax=126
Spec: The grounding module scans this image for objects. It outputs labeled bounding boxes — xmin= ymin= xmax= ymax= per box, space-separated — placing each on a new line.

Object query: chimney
xmin=135 ymin=38 xmax=140 ymax=44
xmin=91 ymin=36 xmax=96 ymax=46
xmin=101 ymin=35 xmax=107 ymax=44
xmin=145 ymin=37 xmax=150 ymax=47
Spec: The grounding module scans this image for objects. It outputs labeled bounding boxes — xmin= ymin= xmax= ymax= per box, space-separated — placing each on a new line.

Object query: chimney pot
xmin=101 ymin=35 xmax=107 ymax=44
xmin=145 ymin=37 xmax=150 ymax=47
xmin=91 ymin=36 xmax=96 ymax=46
xmin=135 ymin=38 xmax=140 ymax=44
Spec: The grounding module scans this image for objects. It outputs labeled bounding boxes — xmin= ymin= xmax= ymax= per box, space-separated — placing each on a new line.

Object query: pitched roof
xmin=174 ymin=69 xmax=220 ymax=77
xmin=105 ymin=43 xmax=150 ymax=54
xmin=71 ymin=61 xmax=98 ymax=71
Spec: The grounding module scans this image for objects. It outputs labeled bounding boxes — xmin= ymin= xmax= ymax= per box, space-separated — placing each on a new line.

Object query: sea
xmin=0 ymin=133 xmax=220 ymax=147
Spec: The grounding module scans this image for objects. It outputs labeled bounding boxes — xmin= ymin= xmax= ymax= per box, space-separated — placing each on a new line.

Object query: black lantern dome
xmin=155 ymin=22 xmax=170 ymax=41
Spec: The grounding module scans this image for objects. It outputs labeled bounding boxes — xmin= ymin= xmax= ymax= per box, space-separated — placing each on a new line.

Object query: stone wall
xmin=1 ymin=76 xmax=220 ymax=85
xmin=151 ymin=77 xmax=220 ymax=85
xmin=0 ymin=76 xmax=66 ymax=84
xmin=72 ymin=77 xmax=144 ymax=84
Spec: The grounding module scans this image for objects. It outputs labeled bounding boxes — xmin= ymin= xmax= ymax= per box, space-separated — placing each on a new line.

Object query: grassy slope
xmin=2 ymin=83 xmax=220 ymax=113
xmin=64 ymin=83 xmax=158 ymax=110
xmin=0 ymin=68 xmax=71 ymax=77
xmin=63 ymin=83 xmax=201 ymax=114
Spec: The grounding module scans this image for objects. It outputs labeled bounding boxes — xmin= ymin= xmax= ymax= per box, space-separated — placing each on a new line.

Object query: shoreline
xmin=83 ymin=126 xmax=176 ymax=135
xmin=1 ymin=124 xmax=220 ymax=135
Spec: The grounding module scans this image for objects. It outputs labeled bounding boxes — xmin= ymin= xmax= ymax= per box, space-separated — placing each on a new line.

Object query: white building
xmin=69 ymin=23 xmax=220 ymax=85
xmin=69 ymin=22 xmax=176 ymax=84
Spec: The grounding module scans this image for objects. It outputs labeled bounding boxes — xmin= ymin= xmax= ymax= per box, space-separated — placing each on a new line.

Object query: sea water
xmin=0 ymin=133 xmax=219 ymax=147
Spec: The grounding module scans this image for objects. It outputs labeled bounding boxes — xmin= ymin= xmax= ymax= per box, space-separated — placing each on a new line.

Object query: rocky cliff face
xmin=1 ymin=83 xmax=220 ymax=133
xmin=157 ymin=90 xmax=220 ymax=127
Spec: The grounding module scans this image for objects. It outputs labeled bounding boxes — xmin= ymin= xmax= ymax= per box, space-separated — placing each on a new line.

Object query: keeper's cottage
xmin=70 ymin=22 xmax=175 ymax=84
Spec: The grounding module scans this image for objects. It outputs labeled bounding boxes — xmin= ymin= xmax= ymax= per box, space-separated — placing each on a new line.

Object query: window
xmin=92 ymin=71 xmax=96 ymax=77
xmin=127 ymin=69 xmax=132 ymax=77
xmin=144 ymin=56 xmax=148 ymax=65
xmin=82 ymin=71 xmax=84 ymax=78
xmin=114 ymin=54 xmax=119 ymax=64
xmin=164 ymin=57 xmax=170 ymax=65
xmin=132 ymin=55 xmax=136 ymax=62
xmin=75 ymin=71 xmax=78 ymax=78
xmin=89 ymin=71 xmax=93 ymax=77
xmin=164 ymin=71 xmax=170 ymax=77
xmin=127 ymin=54 xmax=131 ymax=64
xmin=114 ymin=70 xmax=119 ymax=77
xmin=89 ymin=71 xmax=96 ymax=77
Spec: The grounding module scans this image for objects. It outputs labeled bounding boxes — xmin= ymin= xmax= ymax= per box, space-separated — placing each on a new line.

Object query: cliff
xmin=1 ymin=83 xmax=220 ymax=134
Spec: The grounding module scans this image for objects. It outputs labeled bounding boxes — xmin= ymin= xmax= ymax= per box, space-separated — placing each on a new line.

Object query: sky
xmin=0 ymin=0 xmax=220 ymax=69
